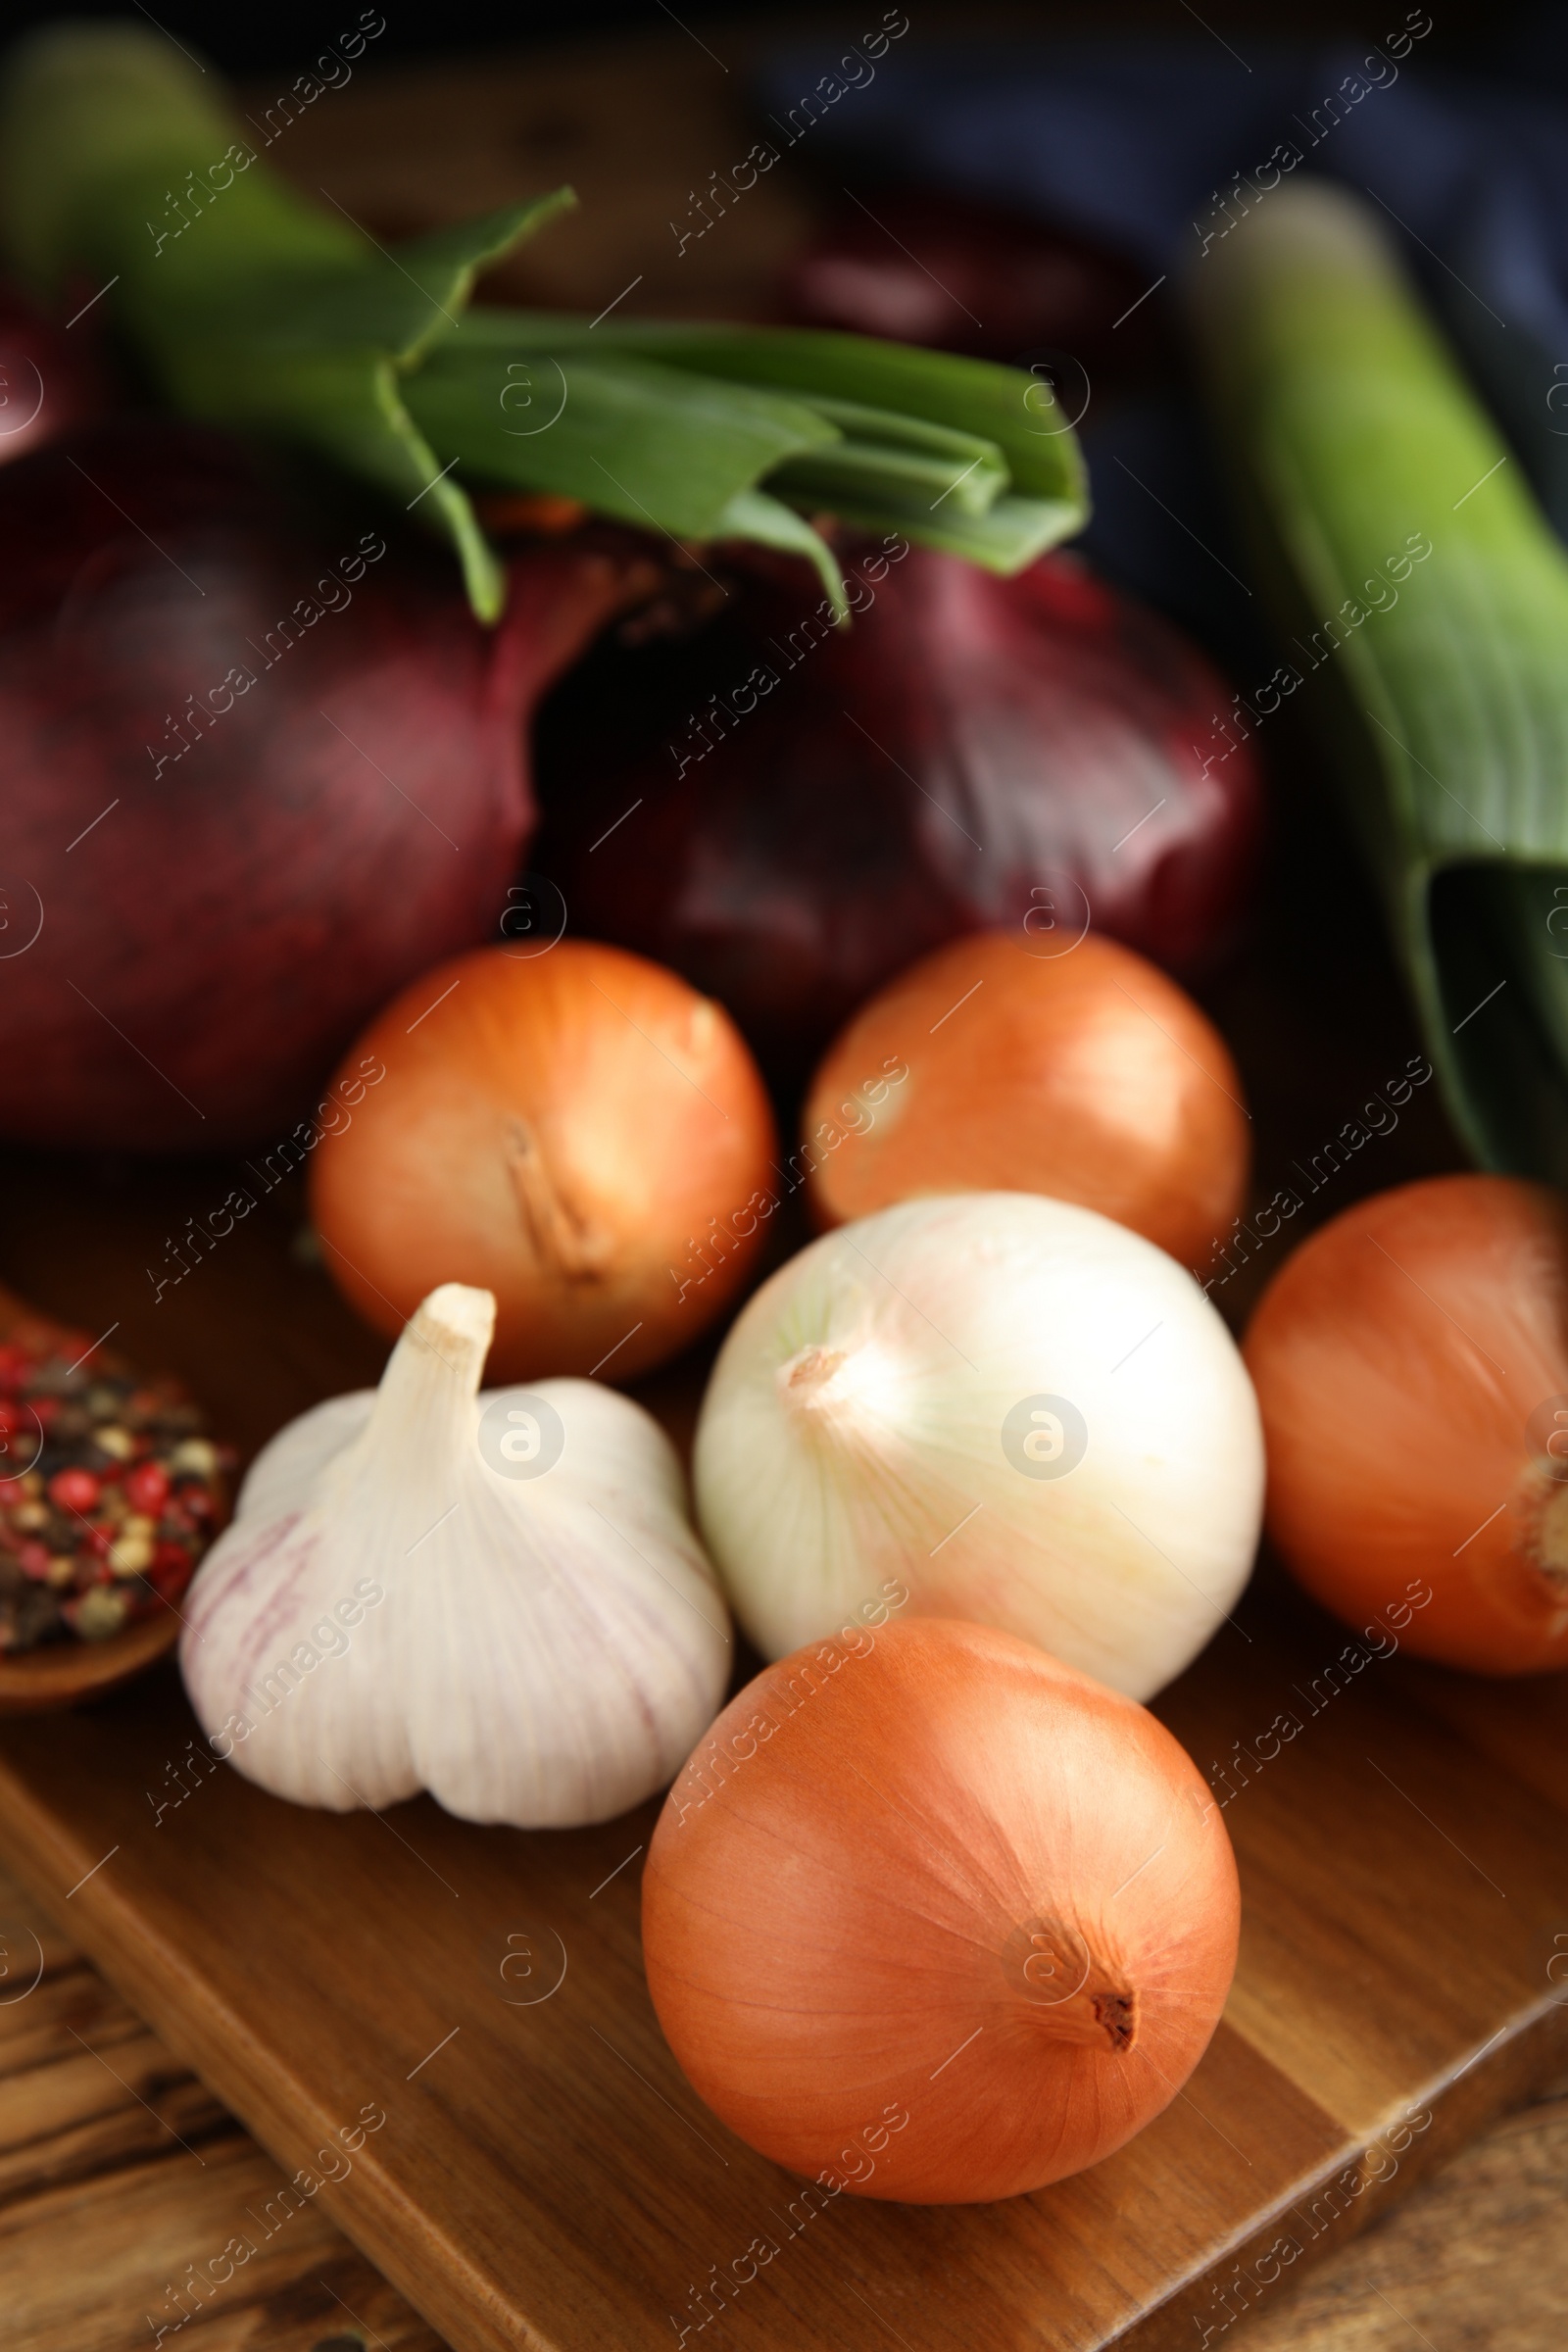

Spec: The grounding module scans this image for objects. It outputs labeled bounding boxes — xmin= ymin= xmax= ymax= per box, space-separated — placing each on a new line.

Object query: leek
xmin=0 ymin=26 xmax=1086 ymax=624
xmin=1186 ymin=179 xmax=1568 ymax=1180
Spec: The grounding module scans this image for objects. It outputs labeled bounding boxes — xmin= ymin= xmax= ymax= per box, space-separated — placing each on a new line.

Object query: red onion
xmin=536 ymin=545 xmax=1261 ymax=1077
xmin=0 ymin=280 xmax=104 ymax=466
xmin=782 ymin=186 xmax=1160 ymax=379
xmin=0 ymin=420 xmax=657 ymax=1148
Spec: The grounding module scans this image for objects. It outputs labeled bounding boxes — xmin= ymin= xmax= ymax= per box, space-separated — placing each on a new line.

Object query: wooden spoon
xmin=0 ymin=1605 xmax=180 ymax=1714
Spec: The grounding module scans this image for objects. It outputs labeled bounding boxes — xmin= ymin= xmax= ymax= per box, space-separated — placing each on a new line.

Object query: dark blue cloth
xmin=760 ymin=23 xmax=1568 ymax=659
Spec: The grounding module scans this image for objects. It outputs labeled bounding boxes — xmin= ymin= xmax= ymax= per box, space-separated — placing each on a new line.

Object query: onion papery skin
xmin=0 ymin=420 xmax=658 ymax=1148
xmin=1245 ymin=1173 xmax=1568 ymax=1675
xmin=692 ymin=1192 xmax=1263 ymax=1696
xmin=536 ymin=546 xmax=1262 ymax=1080
xmin=643 ymin=1617 xmax=1240 ymax=2203
xmin=309 ymin=940 xmax=779 ymax=1383
xmin=803 ymin=928 xmax=1250 ymax=1264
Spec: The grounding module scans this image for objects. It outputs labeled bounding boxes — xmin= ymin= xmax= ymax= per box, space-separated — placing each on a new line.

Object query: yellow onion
xmin=1246 ymin=1173 xmax=1568 ymax=1673
xmin=801 ymin=928 xmax=1250 ymax=1266
xmin=310 ymin=941 xmax=777 ymax=1382
xmin=643 ymin=1617 xmax=1239 ymax=2203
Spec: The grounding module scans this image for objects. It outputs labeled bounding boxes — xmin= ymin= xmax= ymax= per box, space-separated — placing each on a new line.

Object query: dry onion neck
xmin=1002 ymin=1915 xmax=1139 ymax=2053
xmin=1512 ymin=1461 xmax=1568 ymax=1599
xmin=778 ymin=1344 xmax=851 ymax=1406
xmin=504 ymin=1117 xmax=615 ymax=1282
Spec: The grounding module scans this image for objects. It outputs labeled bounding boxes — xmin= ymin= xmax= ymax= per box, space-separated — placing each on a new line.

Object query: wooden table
xmin=0 ymin=1854 xmax=441 ymax=2352
xmin=4 ymin=10 xmax=1565 ymax=2348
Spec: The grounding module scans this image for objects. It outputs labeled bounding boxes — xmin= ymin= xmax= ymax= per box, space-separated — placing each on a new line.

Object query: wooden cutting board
xmin=0 ymin=1575 xmax=1562 ymax=2352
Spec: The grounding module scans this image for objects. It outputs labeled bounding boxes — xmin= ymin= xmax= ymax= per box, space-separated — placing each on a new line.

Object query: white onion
xmin=693 ymin=1192 xmax=1263 ymax=1699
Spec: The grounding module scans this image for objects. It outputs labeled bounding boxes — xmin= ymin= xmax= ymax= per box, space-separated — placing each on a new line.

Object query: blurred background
xmin=0 ymin=1 xmax=1533 ymax=73
xmin=3 ymin=0 xmax=1561 ymax=72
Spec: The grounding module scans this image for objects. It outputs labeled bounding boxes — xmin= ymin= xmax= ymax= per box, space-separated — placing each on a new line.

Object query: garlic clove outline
xmin=180 ymin=1283 xmax=731 ymax=1828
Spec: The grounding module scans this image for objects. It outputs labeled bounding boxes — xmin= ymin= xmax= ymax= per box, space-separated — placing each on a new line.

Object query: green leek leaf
xmin=0 ymin=25 xmax=1088 ymax=624
xmin=1186 ymin=180 xmax=1568 ymax=1180
xmin=767 ymin=398 xmax=1009 ymax=519
xmin=402 ymin=346 xmax=841 ymax=540
xmin=498 ymin=319 xmax=1087 ymax=506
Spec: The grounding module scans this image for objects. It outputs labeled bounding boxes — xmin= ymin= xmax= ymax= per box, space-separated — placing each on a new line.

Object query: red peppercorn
xmin=0 ymin=1402 xmax=20 ymax=1436
xmin=0 ymin=1477 xmax=25 ymax=1507
xmin=48 ymin=1465 xmax=100 ymax=1514
xmin=148 ymin=1542 xmax=195 ymax=1597
xmin=18 ymin=1541 xmax=51 ymax=1581
xmin=124 ymin=1459 xmax=171 ymax=1516
xmin=0 ymin=1346 xmax=28 ymax=1388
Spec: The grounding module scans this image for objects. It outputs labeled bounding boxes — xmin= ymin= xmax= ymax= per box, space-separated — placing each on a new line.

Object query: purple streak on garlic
xmin=179 ymin=1283 xmax=730 ymax=1827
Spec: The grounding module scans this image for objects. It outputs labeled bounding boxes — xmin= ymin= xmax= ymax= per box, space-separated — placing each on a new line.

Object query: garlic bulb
xmin=180 ymin=1284 xmax=730 ymax=1826
xmin=693 ymin=1193 xmax=1262 ymax=1700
